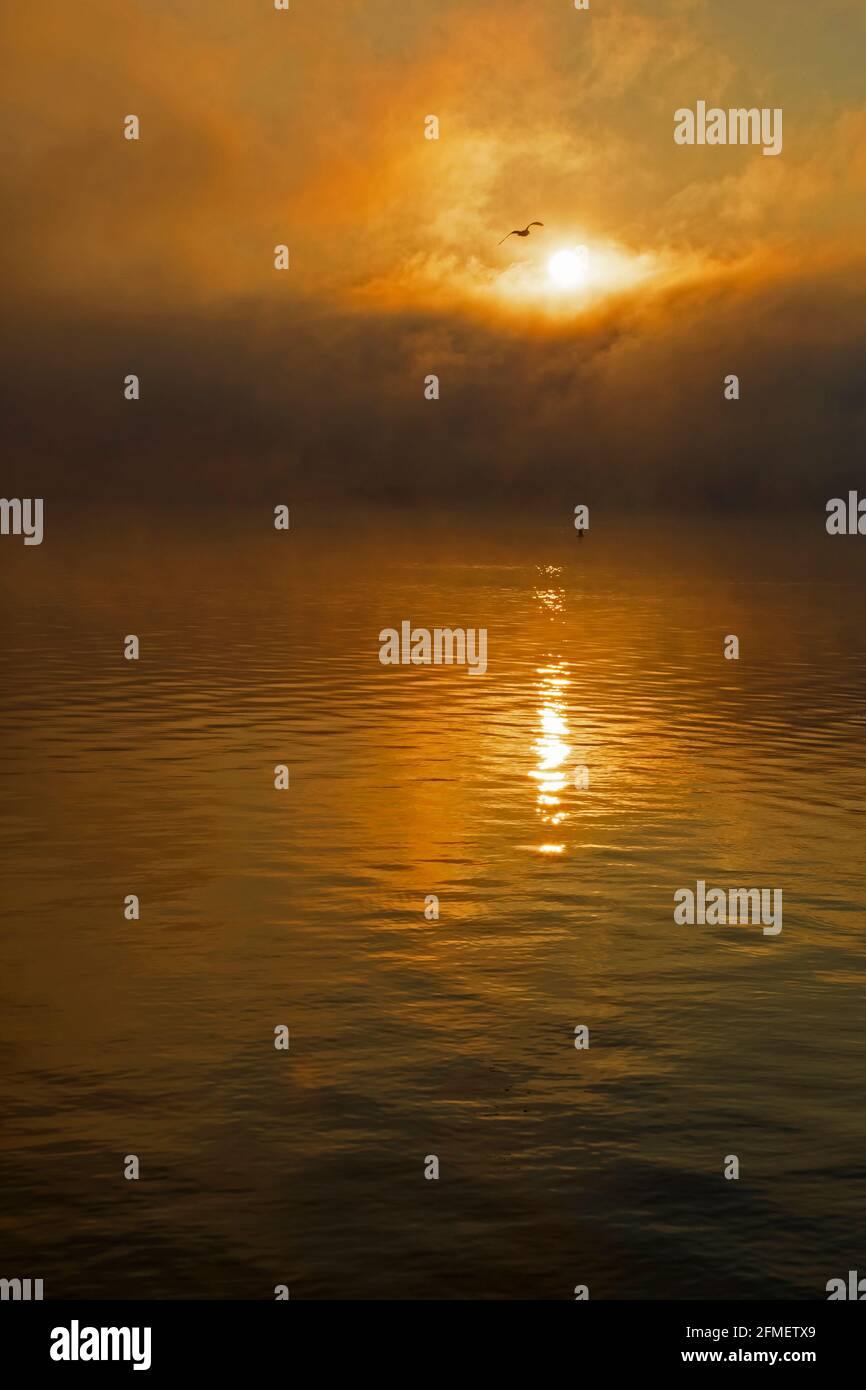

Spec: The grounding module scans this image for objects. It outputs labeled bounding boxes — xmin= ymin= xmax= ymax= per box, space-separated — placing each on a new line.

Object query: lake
xmin=2 ymin=507 xmax=865 ymax=1299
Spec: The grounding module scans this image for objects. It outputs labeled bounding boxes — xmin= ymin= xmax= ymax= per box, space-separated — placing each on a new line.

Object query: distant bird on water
xmin=498 ymin=222 xmax=544 ymax=245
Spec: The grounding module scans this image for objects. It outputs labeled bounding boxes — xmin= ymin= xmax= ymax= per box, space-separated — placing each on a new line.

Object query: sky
xmin=3 ymin=0 xmax=865 ymax=509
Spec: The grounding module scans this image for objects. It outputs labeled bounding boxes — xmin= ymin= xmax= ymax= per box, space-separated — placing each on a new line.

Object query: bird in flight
xmin=498 ymin=222 xmax=544 ymax=245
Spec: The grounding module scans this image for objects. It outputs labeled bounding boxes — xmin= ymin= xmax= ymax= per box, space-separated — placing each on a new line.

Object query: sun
xmin=547 ymin=248 xmax=588 ymax=290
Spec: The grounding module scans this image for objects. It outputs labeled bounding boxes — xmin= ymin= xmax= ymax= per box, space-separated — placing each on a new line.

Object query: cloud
xmin=3 ymin=0 xmax=864 ymax=510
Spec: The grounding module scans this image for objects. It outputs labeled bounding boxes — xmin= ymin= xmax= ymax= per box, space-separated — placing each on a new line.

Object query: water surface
xmin=2 ymin=510 xmax=865 ymax=1299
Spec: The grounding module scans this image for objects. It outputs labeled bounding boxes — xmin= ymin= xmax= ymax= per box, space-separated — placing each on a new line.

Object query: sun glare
xmin=547 ymin=248 xmax=588 ymax=290
xmin=363 ymin=234 xmax=672 ymax=320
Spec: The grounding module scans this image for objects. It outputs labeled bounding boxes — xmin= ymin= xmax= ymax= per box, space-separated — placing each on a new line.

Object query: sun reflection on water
xmin=530 ymin=569 xmax=572 ymax=853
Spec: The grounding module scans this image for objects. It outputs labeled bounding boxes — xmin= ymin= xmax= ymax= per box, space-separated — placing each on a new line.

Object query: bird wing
xmin=529 ymin=221 xmax=544 ymax=228
xmin=498 ymin=231 xmax=517 ymax=244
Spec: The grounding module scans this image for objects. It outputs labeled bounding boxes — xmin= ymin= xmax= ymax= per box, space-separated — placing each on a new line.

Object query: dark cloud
xmin=4 ymin=258 xmax=864 ymax=511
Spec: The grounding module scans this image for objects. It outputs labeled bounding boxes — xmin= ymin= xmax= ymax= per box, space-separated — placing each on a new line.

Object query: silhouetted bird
xmin=498 ymin=222 xmax=544 ymax=245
